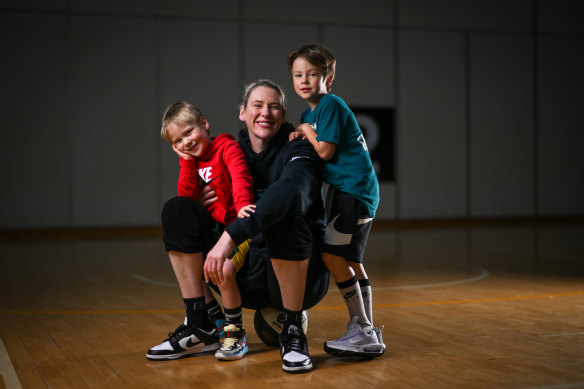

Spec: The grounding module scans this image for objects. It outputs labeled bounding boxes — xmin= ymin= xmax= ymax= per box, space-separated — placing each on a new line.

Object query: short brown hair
xmin=161 ymin=101 xmax=204 ymax=143
xmin=287 ymin=44 xmax=336 ymax=92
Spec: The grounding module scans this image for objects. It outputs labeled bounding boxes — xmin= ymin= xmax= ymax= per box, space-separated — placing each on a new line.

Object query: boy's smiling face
xmin=167 ymin=118 xmax=210 ymax=159
xmin=291 ymin=56 xmax=332 ymax=109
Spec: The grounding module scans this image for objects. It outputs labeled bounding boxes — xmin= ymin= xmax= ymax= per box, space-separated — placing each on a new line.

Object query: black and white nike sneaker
xmin=280 ymin=324 xmax=313 ymax=373
xmin=146 ymin=320 xmax=220 ymax=361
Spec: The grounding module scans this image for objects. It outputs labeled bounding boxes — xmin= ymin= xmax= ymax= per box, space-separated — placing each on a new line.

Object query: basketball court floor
xmin=0 ymin=220 xmax=583 ymax=388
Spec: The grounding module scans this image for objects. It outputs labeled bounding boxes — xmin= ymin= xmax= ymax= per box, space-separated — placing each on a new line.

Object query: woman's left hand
xmin=204 ymin=231 xmax=235 ymax=285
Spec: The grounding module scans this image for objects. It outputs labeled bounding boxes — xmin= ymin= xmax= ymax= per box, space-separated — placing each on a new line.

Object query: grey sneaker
xmin=324 ymin=317 xmax=385 ymax=357
xmin=372 ymin=325 xmax=387 ymax=353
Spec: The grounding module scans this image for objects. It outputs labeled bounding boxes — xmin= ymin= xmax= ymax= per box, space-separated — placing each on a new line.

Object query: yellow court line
xmin=1 ymin=291 xmax=583 ymax=315
xmin=343 ymin=290 xmax=584 ymax=309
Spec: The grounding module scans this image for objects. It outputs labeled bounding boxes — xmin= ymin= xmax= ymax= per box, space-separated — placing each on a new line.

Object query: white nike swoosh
xmin=324 ymin=215 xmax=352 ymax=245
xmin=358 ymin=217 xmax=373 ymax=225
xmin=179 ymin=336 xmax=197 ymax=349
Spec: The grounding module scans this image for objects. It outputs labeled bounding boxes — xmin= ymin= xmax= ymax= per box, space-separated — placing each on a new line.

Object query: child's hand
xmin=172 ymin=143 xmax=193 ymax=160
xmin=296 ymin=123 xmax=313 ymax=133
xmin=291 ymin=123 xmax=312 ymax=141
xmin=238 ymin=204 xmax=256 ymax=218
xmin=289 ymin=131 xmax=305 ymax=141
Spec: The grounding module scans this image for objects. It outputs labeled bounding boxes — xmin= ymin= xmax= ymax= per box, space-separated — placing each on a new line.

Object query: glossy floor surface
xmin=1 ymin=222 xmax=583 ymax=388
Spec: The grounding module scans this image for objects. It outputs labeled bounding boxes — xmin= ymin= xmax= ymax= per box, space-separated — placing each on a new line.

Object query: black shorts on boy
xmin=322 ymin=187 xmax=373 ymax=263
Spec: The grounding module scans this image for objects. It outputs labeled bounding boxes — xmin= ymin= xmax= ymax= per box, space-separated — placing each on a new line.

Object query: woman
xmin=205 ymin=79 xmax=329 ymax=373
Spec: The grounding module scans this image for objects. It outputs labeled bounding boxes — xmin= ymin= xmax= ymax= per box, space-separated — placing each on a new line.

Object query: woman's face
xmin=239 ymin=86 xmax=284 ymax=147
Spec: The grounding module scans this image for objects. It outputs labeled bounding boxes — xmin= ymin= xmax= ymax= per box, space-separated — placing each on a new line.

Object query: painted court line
xmin=520 ymin=383 xmax=584 ymax=389
xmin=372 ymin=290 xmax=584 ymax=309
xmin=543 ymin=332 xmax=584 ymax=337
xmin=133 ymin=274 xmax=178 ymax=288
xmin=134 ymin=262 xmax=491 ymax=291
xmin=0 ymin=336 xmax=23 ymax=389
xmin=369 ymin=263 xmax=490 ymax=291
xmin=1 ymin=291 xmax=582 ymax=315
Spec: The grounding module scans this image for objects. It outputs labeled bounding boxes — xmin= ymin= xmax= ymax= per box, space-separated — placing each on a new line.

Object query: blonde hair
xmin=241 ymin=79 xmax=286 ymax=111
xmin=161 ymin=101 xmax=204 ymax=142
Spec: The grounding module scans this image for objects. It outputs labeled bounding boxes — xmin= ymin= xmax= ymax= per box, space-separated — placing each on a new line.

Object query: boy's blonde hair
xmin=287 ymin=44 xmax=336 ymax=92
xmin=161 ymin=101 xmax=205 ymax=143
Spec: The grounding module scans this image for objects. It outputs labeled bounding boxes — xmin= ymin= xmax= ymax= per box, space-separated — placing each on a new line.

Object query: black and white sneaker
xmin=279 ymin=324 xmax=313 ymax=373
xmin=146 ymin=320 xmax=220 ymax=361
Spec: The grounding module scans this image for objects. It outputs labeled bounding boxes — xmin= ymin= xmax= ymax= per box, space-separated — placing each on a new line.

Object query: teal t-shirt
xmin=300 ymin=94 xmax=379 ymax=217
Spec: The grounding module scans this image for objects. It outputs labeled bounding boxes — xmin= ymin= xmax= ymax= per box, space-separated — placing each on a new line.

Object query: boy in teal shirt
xmin=288 ymin=44 xmax=385 ymax=357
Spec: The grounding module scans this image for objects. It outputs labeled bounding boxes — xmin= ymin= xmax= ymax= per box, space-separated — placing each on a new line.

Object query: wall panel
xmin=400 ymin=0 xmax=532 ymax=31
xmin=70 ymin=15 xmax=158 ymax=226
xmin=538 ymin=35 xmax=584 ymax=215
xmin=0 ymin=14 xmax=69 ymax=228
xmin=470 ymin=33 xmax=534 ymax=217
xmin=399 ymin=30 xmax=467 ymax=219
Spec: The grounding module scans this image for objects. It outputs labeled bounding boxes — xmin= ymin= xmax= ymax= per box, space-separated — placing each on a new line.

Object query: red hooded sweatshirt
xmin=177 ymin=133 xmax=254 ymax=225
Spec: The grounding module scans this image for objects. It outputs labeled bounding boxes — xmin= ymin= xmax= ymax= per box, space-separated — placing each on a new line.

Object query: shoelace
xmin=335 ymin=317 xmax=364 ymax=341
xmin=222 ymin=336 xmax=239 ymax=348
xmin=165 ymin=324 xmax=188 ymax=342
xmin=286 ymin=334 xmax=304 ymax=352
xmin=336 ymin=327 xmax=362 ymax=341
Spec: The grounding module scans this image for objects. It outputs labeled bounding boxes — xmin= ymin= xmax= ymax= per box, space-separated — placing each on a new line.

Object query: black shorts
xmin=235 ymin=235 xmax=330 ymax=311
xmin=263 ymin=215 xmax=314 ymax=260
xmin=322 ymin=187 xmax=373 ymax=263
xmin=161 ymin=196 xmax=222 ymax=255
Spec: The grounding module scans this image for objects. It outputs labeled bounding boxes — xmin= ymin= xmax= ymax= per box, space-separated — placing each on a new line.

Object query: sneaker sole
xmin=146 ymin=343 xmax=220 ymax=361
xmin=215 ymin=345 xmax=249 ymax=361
xmin=282 ymin=362 xmax=313 ymax=373
xmin=324 ymin=343 xmax=385 ymax=358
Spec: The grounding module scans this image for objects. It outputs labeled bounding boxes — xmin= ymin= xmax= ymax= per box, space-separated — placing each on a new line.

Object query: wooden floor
xmin=1 ymin=221 xmax=583 ymax=389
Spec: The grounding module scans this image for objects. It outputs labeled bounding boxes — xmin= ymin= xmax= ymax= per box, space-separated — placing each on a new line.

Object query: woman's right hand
xmin=198 ymin=184 xmax=218 ymax=208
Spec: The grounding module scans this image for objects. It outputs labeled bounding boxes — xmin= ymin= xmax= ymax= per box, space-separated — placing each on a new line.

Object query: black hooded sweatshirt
xmin=226 ymin=122 xmax=324 ymax=246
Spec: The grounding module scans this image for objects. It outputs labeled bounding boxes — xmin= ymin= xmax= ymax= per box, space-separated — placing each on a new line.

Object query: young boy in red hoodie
xmin=147 ymin=101 xmax=255 ymax=361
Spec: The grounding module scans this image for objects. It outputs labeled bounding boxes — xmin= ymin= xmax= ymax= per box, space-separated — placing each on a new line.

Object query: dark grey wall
xmin=1 ymin=0 xmax=582 ymax=228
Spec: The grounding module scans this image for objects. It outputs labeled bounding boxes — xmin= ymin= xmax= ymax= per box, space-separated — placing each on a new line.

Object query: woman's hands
xmin=204 ymin=231 xmax=235 ymax=285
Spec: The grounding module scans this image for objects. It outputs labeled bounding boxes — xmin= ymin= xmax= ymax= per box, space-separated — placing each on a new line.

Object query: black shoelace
xmin=165 ymin=324 xmax=188 ymax=342
xmin=283 ymin=331 xmax=306 ymax=353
